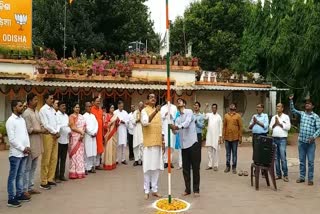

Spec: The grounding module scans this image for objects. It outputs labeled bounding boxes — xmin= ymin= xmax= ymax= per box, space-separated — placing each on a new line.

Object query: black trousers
xmin=128 ymin=134 xmax=134 ymax=160
xmin=197 ymin=133 xmax=202 ymax=160
xmin=182 ymin=142 xmax=201 ymax=194
xmin=55 ymin=143 xmax=68 ymax=179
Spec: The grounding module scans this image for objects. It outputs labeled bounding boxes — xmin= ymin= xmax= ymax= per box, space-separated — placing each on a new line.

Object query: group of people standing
xmin=5 ymin=91 xmax=320 ymax=207
xmin=4 ymin=94 xmax=140 ymax=208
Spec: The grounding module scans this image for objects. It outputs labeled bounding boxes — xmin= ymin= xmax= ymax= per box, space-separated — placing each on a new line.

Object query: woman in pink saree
xmin=103 ymin=104 xmax=120 ymax=170
xmin=69 ymin=103 xmax=86 ymax=179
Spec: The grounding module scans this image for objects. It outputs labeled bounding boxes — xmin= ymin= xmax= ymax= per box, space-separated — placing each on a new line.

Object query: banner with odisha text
xmin=0 ymin=0 xmax=32 ymax=50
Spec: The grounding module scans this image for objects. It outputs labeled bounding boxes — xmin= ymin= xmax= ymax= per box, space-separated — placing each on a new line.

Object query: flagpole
xmin=165 ymin=0 xmax=172 ymax=204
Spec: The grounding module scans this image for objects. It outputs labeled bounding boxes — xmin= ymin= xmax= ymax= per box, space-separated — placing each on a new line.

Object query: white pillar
xmin=269 ymin=87 xmax=277 ymax=116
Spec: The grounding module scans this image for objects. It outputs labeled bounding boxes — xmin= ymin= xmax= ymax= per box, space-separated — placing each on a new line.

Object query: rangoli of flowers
xmin=153 ymin=198 xmax=190 ymax=213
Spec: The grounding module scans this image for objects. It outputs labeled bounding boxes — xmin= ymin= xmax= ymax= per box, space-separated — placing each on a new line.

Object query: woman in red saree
xmin=103 ymin=104 xmax=120 ymax=170
xmin=69 ymin=103 xmax=86 ymax=179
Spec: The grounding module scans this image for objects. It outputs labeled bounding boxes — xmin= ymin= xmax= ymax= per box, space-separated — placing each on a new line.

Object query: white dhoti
xmin=130 ymin=110 xmax=144 ymax=162
xmin=208 ymin=146 xmax=219 ymax=168
xmin=83 ymin=112 xmax=99 ymax=170
xmin=177 ymin=149 xmax=182 ymax=168
xmin=134 ymin=145 xmax=143 ymax=161
xmin=95 ymin=154 xmax=101 ymax=166
xmin=117 ymin=145 xmax=126 ymax=162
xmin=205 ymin=112 xmax=222 ymax=168
xmin=85 ymin=156 xmax=96 ymax=171
xmin=143 ymin=146 xmax=163 ymax=194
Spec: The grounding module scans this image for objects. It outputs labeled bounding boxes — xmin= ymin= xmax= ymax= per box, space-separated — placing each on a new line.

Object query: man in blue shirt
xmin=290 ymin=95 xmax=320 ymax=186
xmin=193 ymin=101 xmax=204 ymax=144
xmin=249 ymin=103 xmax=269 ymax=147
xmin=171 ymin=98 xmax=200 ymax=197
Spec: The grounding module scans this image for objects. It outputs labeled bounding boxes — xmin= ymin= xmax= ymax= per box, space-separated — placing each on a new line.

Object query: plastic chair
xmin=250 ymin=137 xmax=277 ymax=191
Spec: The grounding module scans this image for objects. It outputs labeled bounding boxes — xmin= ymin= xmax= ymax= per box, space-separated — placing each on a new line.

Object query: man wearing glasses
xmin=249 ymin=104 xmax=269 ymax=147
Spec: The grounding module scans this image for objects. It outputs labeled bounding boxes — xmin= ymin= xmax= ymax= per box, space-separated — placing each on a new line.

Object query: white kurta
xmin=83 ymin=112 xmax=98 ymax=157
xmin=114 ymin=109 xmax=129 ymax=145
xmin=141 ymin=108 xmax=164 ymax=173
xmin=130 ymin=110 xmax=143 ymax=148
xmin=205 ymin=113 xmax=223 ymax=149
xmin=160 ymin=104 xmax=177 ymax=148
xmin=127 ymin=112 xmax=134 ymax=135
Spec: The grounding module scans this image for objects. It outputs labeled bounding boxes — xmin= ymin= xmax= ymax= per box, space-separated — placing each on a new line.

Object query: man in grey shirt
xmin=171 ymin=98 xmax=201 ymax=197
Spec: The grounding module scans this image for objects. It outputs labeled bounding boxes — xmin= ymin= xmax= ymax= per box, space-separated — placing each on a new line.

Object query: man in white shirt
xmin=204 ymin=104 xmax=223 ymax=171
xmin=83 ymin=102 xmax=99 ymax=173
xmin=161 ymin=103 xmax=177 ymax=168
xmin=55 ymin=101 xmax=71 ymax=182
xmin=6 ymin=100 xmax=31 ymax=207
xmin=130 ymin=101 xmax=144 ymax=166
xmin=127 ymin=105 xmax=135 ymax=161
xmin=53 ymin=99 xmax=59 ymax=112
xmin=269 ymin=103 xmax=291 ymax=182
xmin=39 ymin=93 xmax=60 ymax=190
xmin=114 ymin=100 xmax=129 ymax=165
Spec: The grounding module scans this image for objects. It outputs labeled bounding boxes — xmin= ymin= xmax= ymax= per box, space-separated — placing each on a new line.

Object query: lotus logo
xmin=14 ymin=14 xmax=28 ymax=31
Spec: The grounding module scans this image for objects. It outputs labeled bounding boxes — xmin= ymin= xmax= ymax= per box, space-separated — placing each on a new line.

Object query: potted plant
xmin=134 ymin=54 xmax=141 ymax=64
xmin=115 ymin=61 xmax=126 ymax=77
xmin=187 ymin=56 xmax=193 ymax=66
xmin=157 ymin=55 xmax=162 ymax=65
xmin=203 ymin=71 xmax=209 ymax=82
xmin=210 ymin=72 xmax=216 ymax=82
xmin=178 ymin=55 xmax=184 ymax=66
xmin=140 ymin=54 xmax=146 ymax=64
xmin=195 ymin=70 xmax=201 ymax=81
xmin=46 ymin=60 xmax=64 ymax=74
xmin=36 ymin=58 xmax=48 ymax=74
xmin=109 ymin=68 xmax=118 ymax=77
xmin=0 ymin=46 xmax=9 ymax=59
xmin=245 ymin=72 xmax=254 ymax=83
xmin=146 ymin=54 xmax=152 ymax=64
xmin=151 ymin=54 xmax=157 ymax=64
xmin=26 ymin=49 xmax=34 ymax=59
xmin=124 ymin=61 xmax=133 ymax=77
xmin=92 ymin=60 xmax=109 ymax=76
xmin=172 ymin=54 xmax=179 ymax=66
xmin=220 ymin=69 xmax=233 ymax=82
xmin=43 ymin=49 xmax=58 ymax=60
xmin=128 ymin=53 xmax=136 ymax=63
xmin=64 ymin=58 xmax=78 ymax=76
xmin=192 ymin=57 xmax=199 ymax=66
xmin=0 ymin=122 xmax=8 ymax=151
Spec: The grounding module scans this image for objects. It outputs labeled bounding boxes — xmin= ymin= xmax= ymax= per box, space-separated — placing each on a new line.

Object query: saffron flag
xmin=69 ymin=0 xmax=74 ymax=4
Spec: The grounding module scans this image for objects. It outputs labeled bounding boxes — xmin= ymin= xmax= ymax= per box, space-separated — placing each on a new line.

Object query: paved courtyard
xmin=0 ymin=143 xmax=320 ymax=214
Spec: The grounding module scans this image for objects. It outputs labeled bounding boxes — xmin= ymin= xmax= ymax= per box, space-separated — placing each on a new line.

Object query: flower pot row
xmin=131 ymin=57 xmax=198 ymax=67
xmin=37 ymin=67 xmax=132 ymax=78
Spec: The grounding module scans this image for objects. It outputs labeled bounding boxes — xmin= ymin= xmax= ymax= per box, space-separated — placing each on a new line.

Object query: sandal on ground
xmin=243 ymin=171 xmax=248 ymax=176
xmin=144 ymin=194 xmax=149 ymax=200
xmin=182 ymin=192 xmax=191 ymax=196
xmin=152 ymin=192 xmax=162 ymax=198
xmin=238 ymin=170 xmax=244 ymax=176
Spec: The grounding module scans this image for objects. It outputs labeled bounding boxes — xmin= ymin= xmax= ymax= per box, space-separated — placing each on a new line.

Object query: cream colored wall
xmin=131 ymin=91 xmax=150 ymax=106
xmin=194 ymin=91 xmax=224 ymax=116
xmin=0 ymin=62 xmax=35 ymax=78
xmin=132 ymin=69 xmax=195 ymax=86
xmin=240 ymin=91 xmax=266 ymax=129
